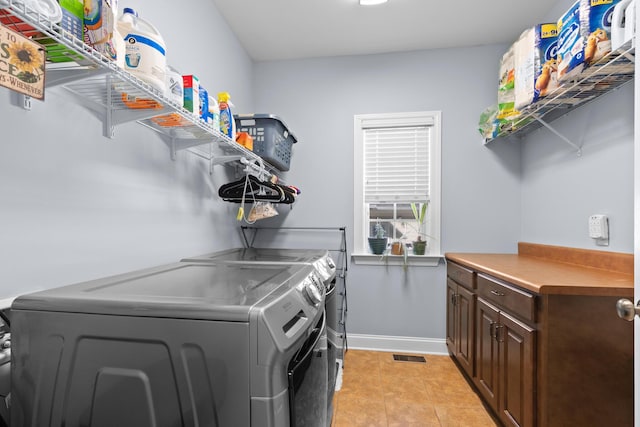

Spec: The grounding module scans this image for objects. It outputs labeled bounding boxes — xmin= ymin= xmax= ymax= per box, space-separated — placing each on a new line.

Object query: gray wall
xmin=251 ymin=0 xmax=634 ymax=339
xmin=252 ymin=45 xmax=522 ymax=338
xmin=519 ymin=87 xmax=634 ymax=252
xmin=516 ymin=0 xmax=634 ymax=253
xmin=0 ymin=0 xmax=254 ymax=298
xmin=2 ymin=0 xmax=633 ymax=344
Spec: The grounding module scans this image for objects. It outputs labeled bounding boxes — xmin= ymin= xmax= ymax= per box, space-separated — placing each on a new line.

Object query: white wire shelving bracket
xmin=484 ymin=40 xmax=635 ymax=154
xmin=530 ymin=113 xmax=582 ymax=156
xmin=1 ymin=0 xmax=281 ymax=178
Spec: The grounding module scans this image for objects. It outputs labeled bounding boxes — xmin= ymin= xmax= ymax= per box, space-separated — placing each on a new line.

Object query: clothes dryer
xmin=11 ymin=262 xmax=327 ymax=427
xmin=181 ymin=247 xmax=342 ymax=422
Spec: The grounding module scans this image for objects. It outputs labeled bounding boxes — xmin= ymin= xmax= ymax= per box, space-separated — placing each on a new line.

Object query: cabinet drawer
xmin=447 ymin=262 xmax=475 ymax=290
xmin=477 ymin=274 xmax=536 ymax=323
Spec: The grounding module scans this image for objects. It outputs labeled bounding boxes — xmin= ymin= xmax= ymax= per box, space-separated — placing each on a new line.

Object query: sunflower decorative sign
xmin=0 ymin=22 xmax=45 ymax=100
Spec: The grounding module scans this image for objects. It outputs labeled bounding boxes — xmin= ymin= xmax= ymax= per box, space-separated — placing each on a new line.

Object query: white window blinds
xmin=364 ymin=125 xmax=430 ymax=203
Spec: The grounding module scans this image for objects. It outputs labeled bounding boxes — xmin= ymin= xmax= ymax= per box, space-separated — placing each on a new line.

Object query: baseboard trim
xmin=346 ymin=333 xmax=448 ymax=355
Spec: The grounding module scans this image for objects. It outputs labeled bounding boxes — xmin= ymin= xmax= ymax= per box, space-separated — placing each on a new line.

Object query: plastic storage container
xmin=234 ymin=114 xmax=297 ymax=172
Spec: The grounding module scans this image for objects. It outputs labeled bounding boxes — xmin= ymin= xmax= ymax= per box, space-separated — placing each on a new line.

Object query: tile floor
xmin=330 ymin=350 xmax=499 ymax=427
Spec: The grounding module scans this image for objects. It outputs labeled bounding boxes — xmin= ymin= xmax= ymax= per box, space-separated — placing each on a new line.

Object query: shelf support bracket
xmin=531 ymin=114 xmax=582 ymax=156
xmin=169 ymin=138 xmax=177 ymax=161
xmin=211 ymin=155 xmax=245 ymax=166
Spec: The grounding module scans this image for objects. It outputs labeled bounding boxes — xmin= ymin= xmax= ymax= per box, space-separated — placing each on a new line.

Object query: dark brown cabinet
xmin=445 ymin=248 xmax=633 ymax=427
xmin=476 ymin=296 xmax=535 ymax=427
xmin=475 ymin=297 xmax=499 ymax=411
xmin=448 ymin=263 xmax=537 ymax=427
xmin=446 ymin=263 xmax=476 ymax=378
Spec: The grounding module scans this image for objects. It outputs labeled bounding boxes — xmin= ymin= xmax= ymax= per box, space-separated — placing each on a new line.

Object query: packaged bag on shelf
xmin=514 ymin=23 xmax=558 ymax=110
xmin=557 ymin=0 xmax=621 ymax=82
xmin=582 ymin=0 xmax=621 ymax=64
xmin=83 ymin=0 xmax=120 ymax=65
xmin=497 ymin=45 xmax=519 ymax=122
xmin=478 ymin=105 xmax=499 ymax=141
xmin=41 ymin=0 xmax=85 ymax=63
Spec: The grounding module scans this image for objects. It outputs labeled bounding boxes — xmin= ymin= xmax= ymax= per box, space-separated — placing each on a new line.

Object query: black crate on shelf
xmin=234 ymin=114 xmax=298 ymax=171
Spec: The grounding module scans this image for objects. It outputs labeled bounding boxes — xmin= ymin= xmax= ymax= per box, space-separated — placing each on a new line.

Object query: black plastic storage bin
xmin=234 ymin=114 xmax=297 ymax=172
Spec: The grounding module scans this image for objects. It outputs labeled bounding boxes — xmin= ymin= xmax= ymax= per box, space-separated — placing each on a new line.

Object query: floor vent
xmin=392 ymin=354 xmax=426 ymax=363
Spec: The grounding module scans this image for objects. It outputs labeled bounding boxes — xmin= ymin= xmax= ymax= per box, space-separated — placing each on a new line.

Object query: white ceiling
xmin=212 ymin=0 xmax=561 ymax=62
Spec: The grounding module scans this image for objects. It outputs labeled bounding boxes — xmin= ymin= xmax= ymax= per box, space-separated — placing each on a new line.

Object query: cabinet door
xmin=445 ymin=279 xmax=457 ymax=355
xmin=456 ymin=284 xmax=475 ymax=378
xmin=475 ymin=297 xmax=500 ymax=411
xmin=498 ymin=311 xmax=535 ymax=427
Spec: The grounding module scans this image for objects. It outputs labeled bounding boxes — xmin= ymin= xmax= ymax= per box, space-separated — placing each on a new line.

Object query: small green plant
xmin=411 ymin=202 xmax=428 ymax=242
xmin=368 ymin=219 xmax=388 ymax=255
xmin=410 ymin=202 xmax=430 ymax=256
xmin=373 ymin=221 xmax=385 ymax=238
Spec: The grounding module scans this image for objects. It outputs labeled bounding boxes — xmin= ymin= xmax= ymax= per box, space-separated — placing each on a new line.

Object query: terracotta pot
xmin=391 ymin=242 xmax=404 ymax=255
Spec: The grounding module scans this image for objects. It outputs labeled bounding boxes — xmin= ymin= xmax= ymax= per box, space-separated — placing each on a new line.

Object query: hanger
xmin=219 ymin=175 xmax=285 ymax=203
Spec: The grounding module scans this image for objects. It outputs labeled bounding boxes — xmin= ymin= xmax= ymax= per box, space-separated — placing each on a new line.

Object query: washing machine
xmin=10 ymin=262 xmax=327 ymax=427
xmin=181 ymin=247 xmax=342 ymax=420
xmin=0 ymin=311 xmax=10 ymax=427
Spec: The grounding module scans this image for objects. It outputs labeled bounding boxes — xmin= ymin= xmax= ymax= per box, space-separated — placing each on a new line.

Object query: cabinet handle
xmin=489 ymin=322 xmax=496 ymax=338
xmin=495 ymin=324 xmax=505 ymax=343
xmin=490 ymin=290 xmax=506 ymax=297
xmin=451 ymin=294 xmax=458 ymax=306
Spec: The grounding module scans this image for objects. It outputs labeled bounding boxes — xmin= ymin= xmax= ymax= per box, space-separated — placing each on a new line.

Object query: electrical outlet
xmin=22 ymin=95 xmax=31 ymax=111
xmin=589 ymin=214 xmax=609 ymax=246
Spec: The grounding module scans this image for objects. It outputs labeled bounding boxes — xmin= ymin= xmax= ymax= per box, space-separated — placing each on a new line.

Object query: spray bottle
xmin=208 ymin=94 xmax=220 ymax=129
xmin=218 ymin=91 xmax=236 ymax=140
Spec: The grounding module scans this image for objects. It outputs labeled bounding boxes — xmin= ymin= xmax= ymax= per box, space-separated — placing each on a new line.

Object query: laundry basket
xmin=234 ymin=114 xmax=298 ymax=171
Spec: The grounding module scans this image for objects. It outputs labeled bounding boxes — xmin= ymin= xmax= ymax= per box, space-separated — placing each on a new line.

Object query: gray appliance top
xmin=12 ymin=262 xmax=316 ymax=322
xmin=181 ymin=247 xmax=329 ymax=264
xmin=182 ymin=248 xmax=337 ymax=284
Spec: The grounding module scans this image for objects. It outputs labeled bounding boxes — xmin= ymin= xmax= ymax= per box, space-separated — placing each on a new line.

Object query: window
xmin=353 ymin=111 xmax=441 ymax=265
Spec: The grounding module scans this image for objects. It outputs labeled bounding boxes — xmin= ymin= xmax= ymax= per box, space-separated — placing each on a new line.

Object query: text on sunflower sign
xmin=0 ymin=22 xmax=45 ymax=100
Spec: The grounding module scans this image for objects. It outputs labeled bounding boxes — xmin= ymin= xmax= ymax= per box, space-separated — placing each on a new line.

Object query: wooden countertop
xmin=446 ymin=243 xmax=634 ymax=297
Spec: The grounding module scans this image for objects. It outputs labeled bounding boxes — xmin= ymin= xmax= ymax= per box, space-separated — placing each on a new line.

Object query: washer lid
xmin=12 ymin=262 xmax=314 ymax=322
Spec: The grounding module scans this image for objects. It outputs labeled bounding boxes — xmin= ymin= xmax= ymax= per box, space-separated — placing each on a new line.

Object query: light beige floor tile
xmin=332 ymin=350 xmax=495 ymax=426
xmin=333 ymin=393 xmax=388 ymax=427
xmin=434 ymin=405 xmax=499 ymax=427
xmin=384 ymin=398 xmax=441 ymax=426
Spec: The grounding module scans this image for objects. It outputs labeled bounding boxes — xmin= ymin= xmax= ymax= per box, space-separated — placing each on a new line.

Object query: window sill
xmin=351 ymin=253 xmax=443 ymax=267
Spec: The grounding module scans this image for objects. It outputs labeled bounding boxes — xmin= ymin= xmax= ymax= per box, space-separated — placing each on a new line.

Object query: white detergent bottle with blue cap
xmin=117 ymin=7 xmax=166 ymax=92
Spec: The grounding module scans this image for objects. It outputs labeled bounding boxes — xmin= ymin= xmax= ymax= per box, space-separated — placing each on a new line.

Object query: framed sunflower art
xmin=0 ymin=22 xmax=45 ymax=100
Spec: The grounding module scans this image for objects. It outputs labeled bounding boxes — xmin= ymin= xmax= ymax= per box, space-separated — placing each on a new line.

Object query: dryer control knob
xmin=303 ymin=280 xmax=322 ymax=306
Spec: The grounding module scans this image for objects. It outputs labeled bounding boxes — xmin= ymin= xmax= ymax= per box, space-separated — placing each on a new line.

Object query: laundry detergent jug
xmin=117 ymin=7 xmax=166 ymax=92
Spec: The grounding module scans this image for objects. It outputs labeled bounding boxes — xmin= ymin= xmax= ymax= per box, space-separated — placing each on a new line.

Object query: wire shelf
xmin=485 ymin=40 xmax=635 ymax=144
xmin=0 ymin=0 xmax=280 ymax=175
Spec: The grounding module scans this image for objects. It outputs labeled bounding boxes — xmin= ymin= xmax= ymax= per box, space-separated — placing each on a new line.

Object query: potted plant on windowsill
xmin=411 ymin=202 xmax=429 ymax=255
xmin=368 ymin=220 xmax=388 ymax=255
